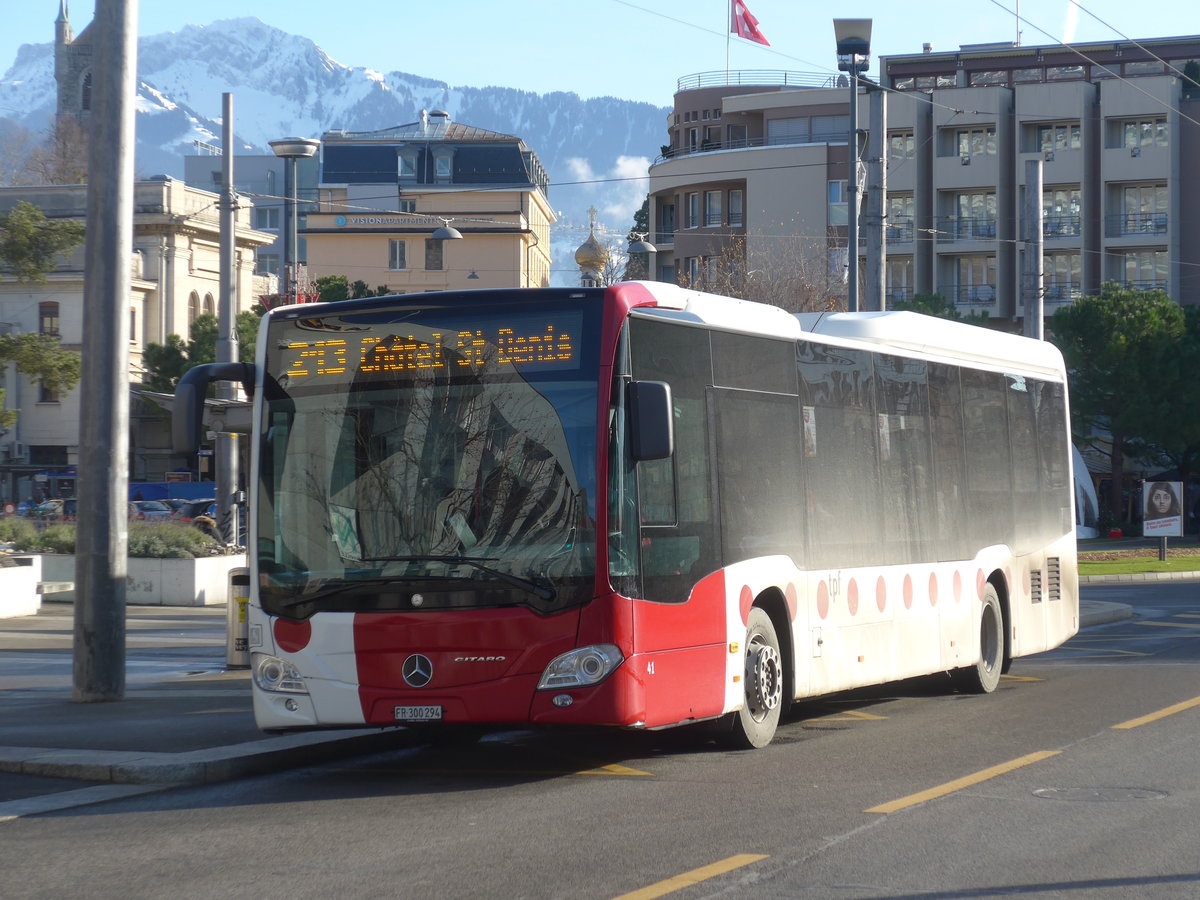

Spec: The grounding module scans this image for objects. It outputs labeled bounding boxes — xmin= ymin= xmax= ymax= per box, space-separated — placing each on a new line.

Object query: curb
xmin=1080 ymin=572 xmax=1200 ymax=584
xmin=0 ymin=727 xmax=412 ymax=786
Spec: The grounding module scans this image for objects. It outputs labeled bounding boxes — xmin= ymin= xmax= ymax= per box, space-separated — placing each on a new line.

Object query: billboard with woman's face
xmin=1143 ymin=481 xmax=1182 ymax=537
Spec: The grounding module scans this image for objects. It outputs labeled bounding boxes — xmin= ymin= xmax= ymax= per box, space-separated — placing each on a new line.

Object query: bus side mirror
xmin=172 ymin=362 xmax=255 ymax=453
xmin=628 ymin=380 xmax=674 ymax=461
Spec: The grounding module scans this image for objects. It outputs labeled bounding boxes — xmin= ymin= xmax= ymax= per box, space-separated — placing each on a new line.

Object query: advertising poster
xmin=1143 ymin=480 xmax=1183 ymax=537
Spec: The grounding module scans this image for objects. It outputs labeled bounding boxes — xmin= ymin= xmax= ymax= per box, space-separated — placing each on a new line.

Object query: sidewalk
xmin=0 ymin=595 xmax=1135 ymax=801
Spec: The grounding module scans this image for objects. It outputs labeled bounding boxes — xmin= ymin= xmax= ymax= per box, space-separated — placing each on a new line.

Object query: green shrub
xmin=9 ymin=521 xmax=227 ymax=558
xmin=0 ymin=517 xmax=37 ymax=545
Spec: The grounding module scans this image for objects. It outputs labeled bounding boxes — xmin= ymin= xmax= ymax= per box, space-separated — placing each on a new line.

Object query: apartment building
xmin=882 ymin=36 xmax=1200 ymax=320
xmin=305 ymin=111 xmax=554 ymax=292
xmin=647 ymin=35 xmax=1200 ymax=325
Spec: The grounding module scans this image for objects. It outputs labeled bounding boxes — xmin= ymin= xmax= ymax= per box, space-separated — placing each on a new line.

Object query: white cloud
xmin=563 ymin=154 xmax=650 ymax=233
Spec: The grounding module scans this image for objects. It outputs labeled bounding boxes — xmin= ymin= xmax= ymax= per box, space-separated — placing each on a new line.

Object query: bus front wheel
xmin=957 ymin=583 xmax=1004 ymax=694
xmin=723 ymin=607 xmax=784 ymax=749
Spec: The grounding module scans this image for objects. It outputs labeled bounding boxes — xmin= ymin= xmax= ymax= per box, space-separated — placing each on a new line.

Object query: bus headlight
xmin=537 ymin=644 xmax=623 ymax=690
xmin=253 ymin=653 xmax=308 ymax=694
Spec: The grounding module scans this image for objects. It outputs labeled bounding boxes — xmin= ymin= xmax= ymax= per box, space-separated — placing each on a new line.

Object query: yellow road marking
xmin=866 ymin=751 xmax=1061 ymax=814
xmin=1000 ymin=674 xmax=1042 ymax=682
xmin=1112 ymin=695 xmax=1200 ymax=730
xmin=577 ymin=763 xmax=654 ymax=777
xmin=806 ymin=709 xmax=887 ymax=723
xmin=1178 ymin=614 xmax=1200 ymax=619
xmin=611 ymin=854 xmax=769 ymax=900
xmin=1136 ymin=620 xmax=1200 ymax=630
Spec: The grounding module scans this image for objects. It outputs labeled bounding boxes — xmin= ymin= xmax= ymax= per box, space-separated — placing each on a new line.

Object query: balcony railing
xmin=676 ymin=70 xmax=839 ymax=92
xmin=936 ymin=216 xmax=998 ymax=242
xmin=653 ymin=229 xmax=675 ymax=246
xmin=656 ymin=132 xmax=848 ymax=164
xmin=886 ymin=218 xmax=914 ymax=243
xmin=940 ymin=283 xmax=998 ymax=305
xmin=1043 ymin=216 xmax=1081 ymax=238
xmin=1106 ymin=212 xmax=1168 ymax=237
xmin=886 ymin=286 xmax=914 ymax=303
xmin=1043 ymin=282 xmax=1083 ymax=305
xmin=1118 ymin=279 xmax=1168 ymax=292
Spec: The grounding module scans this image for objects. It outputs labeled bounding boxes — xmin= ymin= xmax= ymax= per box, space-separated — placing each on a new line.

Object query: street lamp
xmin=628 ymin=232 xmax=658 ymax=281
xmin=432 ymin=217 xmax=464 ymax=240
xmin=834 ymin=18 xmax=872 ymax=313
xmin=269 ymin=137 xmax=320 ymax=304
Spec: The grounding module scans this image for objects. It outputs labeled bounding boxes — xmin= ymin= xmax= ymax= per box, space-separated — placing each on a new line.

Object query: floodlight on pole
xmin=268 ymin=136 xmax=320 ymax=305
xmin=628 ymin=232 xmax=658 ymax=281
xmin=833 ymin=18 xmax=872 ymax=314
xmin=432 ymin=218 xmax=464 ymax=240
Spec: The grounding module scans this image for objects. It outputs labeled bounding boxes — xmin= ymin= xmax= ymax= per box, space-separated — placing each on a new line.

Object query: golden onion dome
xmin=574 ymin=232 xmax=609 ymax=269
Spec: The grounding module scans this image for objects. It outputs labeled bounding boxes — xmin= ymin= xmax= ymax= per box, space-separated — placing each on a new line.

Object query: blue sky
xmin=1 ymin=0 xmax=1195 ymax=107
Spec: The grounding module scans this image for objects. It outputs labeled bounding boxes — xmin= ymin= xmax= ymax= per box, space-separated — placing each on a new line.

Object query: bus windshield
xmin=256 ymin=295 xmax=601 ymax=618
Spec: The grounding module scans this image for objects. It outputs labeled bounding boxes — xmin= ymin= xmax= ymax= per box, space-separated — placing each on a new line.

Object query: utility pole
xmin=216 ymin=93 xmax=239 ymax=545
xmin=1023 ymin=158 xmax=1044 ymax=340
xmin=74 ymin=0 xmax=138 ymax=702
xmin=864 ymin=85 xmax=887 ymax=311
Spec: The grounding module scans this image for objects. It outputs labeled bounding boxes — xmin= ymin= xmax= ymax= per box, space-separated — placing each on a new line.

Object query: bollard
xmin=226 ymin=567 xmax=251 ymax=668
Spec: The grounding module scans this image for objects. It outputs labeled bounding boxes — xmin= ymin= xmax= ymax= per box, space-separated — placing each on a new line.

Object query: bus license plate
xmin=395 ymin=705 xmax=443 ymax=721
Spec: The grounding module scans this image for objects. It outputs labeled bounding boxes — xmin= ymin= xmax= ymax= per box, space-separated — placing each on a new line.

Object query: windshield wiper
xmin=362 ymin=555 xmax=556 ymax=600
xmin=275 ymin=576 xmax=406 ymax=610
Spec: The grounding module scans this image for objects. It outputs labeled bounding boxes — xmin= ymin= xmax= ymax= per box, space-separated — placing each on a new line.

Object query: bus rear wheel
xmin=956 ymin=583 xmax=1004 ymax=694
xmin=723 ymin=607 xmax=784 ymax=749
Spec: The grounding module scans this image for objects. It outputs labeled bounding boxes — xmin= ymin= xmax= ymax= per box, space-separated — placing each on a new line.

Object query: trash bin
xmin=226 ymin=567 xmax=250 ymax=668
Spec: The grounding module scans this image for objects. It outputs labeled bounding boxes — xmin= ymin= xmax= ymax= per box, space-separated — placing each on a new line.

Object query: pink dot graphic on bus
xmin=954 ymin=570 xmax=963 ymax=603
xmin=817 ymin=581 xmax=830 ymax=620
xmin=904 ymin=574 xmax=915 ymax=609
xmin=976 ymin=570 xmax=986 ymax=601
xmin=928 ymin=572 xmax=939 ymax=608
xmin=785 ymin=583 xmax=798 ymax=621
xmin=847 ymin=579 xmax=859 ymax=616
xmin=739 ymin=585 xmax=754 ymax=626
xmin=274 ymin=618 xmax=312 ymax=653
xmin=876 ymin=576 xmax=887 ymax=612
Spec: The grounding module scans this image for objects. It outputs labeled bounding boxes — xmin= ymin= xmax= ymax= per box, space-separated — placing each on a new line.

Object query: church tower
xmin=54 ymin=1 xmax=94 ymax=121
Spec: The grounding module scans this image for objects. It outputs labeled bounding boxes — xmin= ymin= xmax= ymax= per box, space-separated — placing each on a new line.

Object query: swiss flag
xmin=731 ymin=0 xmax=770 ymax=46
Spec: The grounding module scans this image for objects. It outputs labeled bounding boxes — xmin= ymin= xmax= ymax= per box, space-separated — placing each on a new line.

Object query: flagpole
xmin=726 ymin=0 xmax=731 ymax=78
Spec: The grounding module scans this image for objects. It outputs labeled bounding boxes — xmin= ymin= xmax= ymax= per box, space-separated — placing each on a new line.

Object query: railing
xmin=935 ymin=216 xmax=998 ymax=242
xmin=940 ymin=283 xmax=998 ymax=305
xmin=653 ymin=230 xmax=675 ymax=246
xmin=676 ymin=70 xmax=840 ymax=92
xmin=1043 ymin=282 xmax=1083 ymax=304
xmin=886 ymin=286 xmax=914 ymax=303
xmin=655 ymin=132 xmax=846 ymax=165
xmin=1106 ymin=212 xmax=1168 ymax=237
xmin=1043 ymin=216 xmax=1081 ymax=238
xmin=1119 ymin=279 xmax=1168 ymax=292
xmin=885 ymin=218 xmax=914 ymax=243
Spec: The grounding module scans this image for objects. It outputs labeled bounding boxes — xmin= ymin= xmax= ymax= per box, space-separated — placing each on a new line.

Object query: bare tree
xmin=18 ymin=116 xmax=89 ymax=185
xmin=679 ymin=233 xmax=848 ymax=313
xmin=0 ymin=121 xmax=35 ymax=186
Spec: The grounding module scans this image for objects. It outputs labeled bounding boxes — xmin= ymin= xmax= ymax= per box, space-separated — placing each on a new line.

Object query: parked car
xmin=30 ymin=499 xmax=64 ymax=521
xmin=169 ymin=499 xmax=216 ymax=524
xmin=130 ymin=499 xmax=173 ymax=522
xmin=60 ymin=498 xmax=77 ymax=522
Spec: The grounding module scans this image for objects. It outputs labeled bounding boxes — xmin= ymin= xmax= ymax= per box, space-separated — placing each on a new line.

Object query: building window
xmin=203 ymin=293 xmax=215 ymax=316
xmin=658 ymin=203 xmax=676 ymax=241
xmin=397 ymin=199 xmax=416 ymax=213
xmin=728 ymin=190 xmax=744 ymax=227
xmin=888 ymin=131 xmax=915 ymax=160
xmin=1121 ymin=249 xmax=1167 ymax=290
xmin=1115 ymin=183 xmax=1168 ymax=235
xmin=943 ymin=191 xmax=997 ymax=240
xmin=80 ymin=70 xmax=92 ymax=111
xmin=39 ymin=382 xmax=59 ymax=403
xmin=767 ymin=117 xmax=809 ymax=145
xmin=953 ymin=127 xmax=997 ymax=158
xmin=130 ymin=308 xmax=137 ymax=342
xmin=683 ymin=256 xmax=703 ymax=287
xmin=256 ymin=253 xmax=280 ymax=276
xmin=886 ymin=257 xmax=914 ymax=302
xmin=425 ymin=238 xmax=444 ymax=271
xmin=1013 ymin=68 xmax=1042 ymax=83
xmin=828 ymin=180 xmax=848 ymax=227
xmin=726 ymin=124 xmax=747 ymax=148
xmin=1043 ymin=252 xmax=1081 ymax=302
xmin=704 ymin=191 xmax=722 ymax=227
xmin=388 ymin=239 xmax=407 ymax=270
xmin=952 ymin=255 xmax=997 ymax=304
xmin=1037 ymin=122 xmax=1081 ymax=152
xmin=968 ymin=70 xmax=1008 ymax=86
xmin=188 ymin=291 xmax=200 ymax=327
xmin=1113 ymin=117 xmax=1168 ymax=149
xmin=399 ymin=153 xmax=417 ymax=179
xmin=1046 ymin=65 xmax=1085 ymax=81
xmin=433 ymin=153 xmax=453 ymax=183
xmin=1043 ymin=188 xmax=1082 ymax=237
xmin=38 ymin=301 xmax=60 ymax=336
xmin=811 ymin=115 xmax=849 ymax=141
xmin=886 ymin=195 xmax=915 ymax=242
xmin=1124 ymin=60 xmax=1164 ymax=75
xmin=685 ymin=192 xmax=700 ymax=228
xmin=253 ymin=207 xmax=281 ymax=230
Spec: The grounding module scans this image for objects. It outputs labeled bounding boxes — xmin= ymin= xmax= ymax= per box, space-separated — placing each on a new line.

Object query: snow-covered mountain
xmin=0 ymin=17 xmax=669 ymax=267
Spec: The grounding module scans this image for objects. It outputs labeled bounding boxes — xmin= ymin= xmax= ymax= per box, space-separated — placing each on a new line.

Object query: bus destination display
xmin=280 ymin=317 xmax=579 ymax=381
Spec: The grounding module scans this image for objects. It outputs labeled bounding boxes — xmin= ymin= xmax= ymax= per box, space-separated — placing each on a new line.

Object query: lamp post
xmin=834 ymin=18 xmax=872 ymax=313
xmin=269 ymin=137 xmax=320 ymax=304
xmin=628 ymin=232 xmax=658 ymax=281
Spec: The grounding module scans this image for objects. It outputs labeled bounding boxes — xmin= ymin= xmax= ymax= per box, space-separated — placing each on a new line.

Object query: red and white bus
xmin=175 ymin=281 xmax=1078 ymax=748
